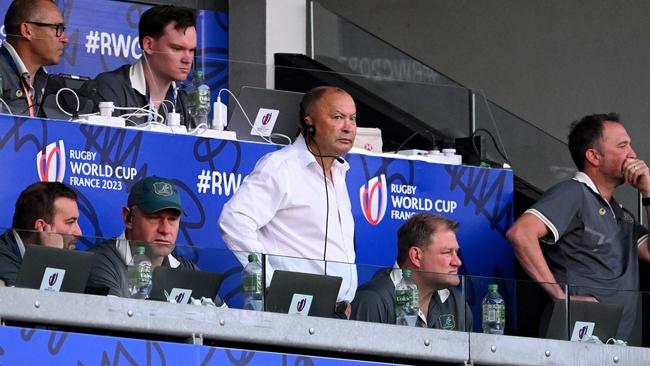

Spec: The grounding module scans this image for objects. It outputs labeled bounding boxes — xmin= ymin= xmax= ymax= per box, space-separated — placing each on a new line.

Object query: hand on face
xmin=36 ymin=222 xmax=64 ymax=249
xmin=622 ymin=158 xmax=650 ymax=195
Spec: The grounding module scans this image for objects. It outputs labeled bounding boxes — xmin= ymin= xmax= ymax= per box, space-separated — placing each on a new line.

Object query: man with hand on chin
xmin=220 ymin=86 xmax=358 ymax=317
xmin=0 ymin=182 xmax=82 ymax=286
xmin=351 ymin=213 xmax=472 ymax=331
xmin=507 ymin=113 xmax=650 ymax=346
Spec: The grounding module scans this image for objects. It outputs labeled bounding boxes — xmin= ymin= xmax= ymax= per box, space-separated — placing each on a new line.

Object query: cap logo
xmin=153 ymin=181 xmax=173 ymax=197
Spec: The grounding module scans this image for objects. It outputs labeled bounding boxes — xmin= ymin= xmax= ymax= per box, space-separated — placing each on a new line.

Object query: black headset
xmin=299 ymin=101 xmax=316 ymax=138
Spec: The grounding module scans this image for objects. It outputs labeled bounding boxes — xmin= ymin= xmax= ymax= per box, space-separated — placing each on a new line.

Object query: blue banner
xmin=0 ymin=115 xmax=514 ymax=329
xmin=0 ymin=325 xmax=401 ymax=365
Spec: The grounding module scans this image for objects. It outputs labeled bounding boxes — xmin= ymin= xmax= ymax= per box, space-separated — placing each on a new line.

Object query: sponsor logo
xmin=359 ymin=175 xmax=387 ymax=225
xmin=48 ymin=272 xmax=59 ymax=286
xmin=296 ymin=298 xmax=306 ymax=312
xmin=261 ymin=112 xmax=272 ymax=125
xmin=175 ymin=292 xmax=185 ymax=303
xmin=37 ymin=140 xmax=66 ymax=182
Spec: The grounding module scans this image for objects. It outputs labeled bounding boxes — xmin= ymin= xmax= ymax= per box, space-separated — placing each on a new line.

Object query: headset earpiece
xmin=305 ymin=124 xmax=316 ymax=136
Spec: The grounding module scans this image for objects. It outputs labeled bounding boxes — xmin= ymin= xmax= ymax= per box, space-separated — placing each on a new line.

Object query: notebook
xmin=265 ymin=270 xmax=342 ymax=318
xmin=15 ymin=245 xmax=93 ymax=294
xmin=544 ymin=299 xmax=623 ymax=342
xmin=227 ymin=86 xmax=304 ymax=144
xmin=148 ymin=267 xmax=225 ymax=304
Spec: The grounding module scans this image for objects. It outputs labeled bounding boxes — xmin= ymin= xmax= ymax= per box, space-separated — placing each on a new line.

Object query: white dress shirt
xmin=219 ymin=135 xmax=357 ymax=302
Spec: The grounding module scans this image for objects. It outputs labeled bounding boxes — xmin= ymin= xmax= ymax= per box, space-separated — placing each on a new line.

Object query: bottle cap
xmin=248 ymin=253 xmax=258 ymax=262
xmin=135 ymin=246 xmax=145 ymax=255
xmin=401 ymin=268 xmax=412 ymax=278
xmin=488 ymin=284 xmax=498 ymax=292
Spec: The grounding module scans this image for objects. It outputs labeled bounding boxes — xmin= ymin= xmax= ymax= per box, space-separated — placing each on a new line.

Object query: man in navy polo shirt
xmin=507 ymin=113 xmax=650 ymax=346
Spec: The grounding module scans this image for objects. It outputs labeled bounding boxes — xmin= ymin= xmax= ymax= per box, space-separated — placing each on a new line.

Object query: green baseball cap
xmin=127 ymin=176 xmax=185 ymax=215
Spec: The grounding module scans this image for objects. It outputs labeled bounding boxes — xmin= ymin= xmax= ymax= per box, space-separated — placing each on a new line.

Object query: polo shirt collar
xmin=3 ymin=42 xmax=30 ymax=78
xmin=129 ymin=57 xmax=177 ymax=98
xmin=115 ymin=230 xmax=181 ymax=268
xmin=572 ymin=171 xmax=618 ymax=217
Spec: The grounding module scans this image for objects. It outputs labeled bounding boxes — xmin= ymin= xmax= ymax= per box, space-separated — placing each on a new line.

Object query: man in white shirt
xmin=219 ymin=86 xmax=358 ymax=315
xmin=0 ymin=0 xmax=69 ymax=116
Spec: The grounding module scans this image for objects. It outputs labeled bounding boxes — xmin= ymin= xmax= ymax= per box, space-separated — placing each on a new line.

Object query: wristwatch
xmin=642 ymin=197 xmax=650 ymax=206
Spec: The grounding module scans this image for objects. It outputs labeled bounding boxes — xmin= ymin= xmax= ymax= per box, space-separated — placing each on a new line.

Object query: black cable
xmin=394 ymin=131 xmax=419 ymax=152
xmin=307 ymin=134 xmax=330 ymax=275
xmin=471 ymin=128 xmax=511 ymax=166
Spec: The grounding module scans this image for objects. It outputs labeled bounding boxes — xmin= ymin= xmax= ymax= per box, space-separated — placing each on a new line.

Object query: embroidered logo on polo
xmin=438 ymin=314 xmax=456 ymax=330
xmin=598 ymin=207 xmax=606 ymax=216
xmin=153 ymin=181 xmax=173 ymax=196
xmin=623 ymin=212 xmax=634 ymax=223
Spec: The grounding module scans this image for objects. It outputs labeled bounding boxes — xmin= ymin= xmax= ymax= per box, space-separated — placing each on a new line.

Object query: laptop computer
xmin=265 ymin=270 xmax=342 ymax=318
xmin=40 ymin=73 xmax=95 ymax=121
xmin=544 ymin=299 xmax=623 ymax=342
xmin=148 ymin=267 xmax=225 ymax=304
xmin=15 ymin=245 xmax=94 ymax=294
xmin=227 ymin=86 xmax=304 ymax=144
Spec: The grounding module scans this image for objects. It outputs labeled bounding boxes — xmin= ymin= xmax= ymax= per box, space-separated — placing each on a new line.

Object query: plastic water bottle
xmin=127 ymin=246 xmax=152 ymax=299
xmin=187 ymin=70 xmax=211 ymax=126
xmin=395 ymin=268 xmax=419 ymax=326
xmin=242 ymin=253 xmax=263 ymax=311
xmin=482 ymin=284 xmax=506 ymax=335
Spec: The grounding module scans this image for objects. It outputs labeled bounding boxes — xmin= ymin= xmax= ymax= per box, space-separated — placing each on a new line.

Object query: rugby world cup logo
xmin=359 ymin=174 xmax=387 ymax=225
xmin=261 ymin=112 xmax=272 ymax=125
xmin=37 ymin=140 xmax=66 ymax=182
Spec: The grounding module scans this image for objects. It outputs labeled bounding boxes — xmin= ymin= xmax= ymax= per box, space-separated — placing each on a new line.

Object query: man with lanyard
xmin=351 ymin=213 xmax=473 ymax=331
xmin=0 ymin=182 xmax=82 ymax=286
xmin=507 ymin=113 xmax=650 ymax=346
xmin=0 ymin=0 xmax=69 ymax=117
xmin=89 ymin=5 xmax=196 ymax=127
xmin=220 ymin=86 xmax=358 ymax=318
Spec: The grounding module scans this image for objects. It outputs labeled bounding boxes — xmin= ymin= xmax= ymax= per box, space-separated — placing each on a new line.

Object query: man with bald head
xmin=220 ymin=86 xmax=358 ymax=317
xmin=0 ymin=0 xmax=69 ymax=116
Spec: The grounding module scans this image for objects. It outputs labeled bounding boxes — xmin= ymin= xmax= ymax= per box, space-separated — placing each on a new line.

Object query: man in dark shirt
xmin=351 ymin=213 xmax=472 ymax=331
xmin=88 ymin=5 xmax=196 ymax=127
xmin=87 ymin=176 xmax=225 ymax=306
xmin=0 ymin=182 xmax=82 ymax=286
xmin=0 ymin=0 xmax=69 ymax=116
xmin=507 ymin=113 xmax=650 ymax=345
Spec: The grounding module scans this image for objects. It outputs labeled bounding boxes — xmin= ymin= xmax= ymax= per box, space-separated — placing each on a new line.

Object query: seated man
xmin=0 ymin=182 xmax=82 ymax=286
xmin=0 ymin=0 xmax=69 ymax=116
xmin=87 ymin=176 xmax=224 ymax=306
xmin=351 ymin=213 xmax=473 ymax=331
xmin=89 ymin=5 xmax=196 ymax=127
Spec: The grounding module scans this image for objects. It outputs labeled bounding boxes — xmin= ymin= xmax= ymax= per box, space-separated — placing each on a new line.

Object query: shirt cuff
xmin=525 ymin=208 xmax=559 ymax=244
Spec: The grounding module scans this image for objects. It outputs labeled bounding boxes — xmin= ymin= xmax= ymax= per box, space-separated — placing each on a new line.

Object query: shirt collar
xmin=390 ymin=263 xmax=450 ymax=304
xmin=3 ymin=42 xmax=30 ymax=78
xmin=572 ymin=171 xmax=600 ymax=196
xmin=129 ymin=57 xmax=177 ymax=98
xmin=293 ymin=134 xmax=350 ymax=173
xmin=115 ymin=230 xmax=180 ymax=268
xmin=11 ymin=229 xmax=26 ymax=258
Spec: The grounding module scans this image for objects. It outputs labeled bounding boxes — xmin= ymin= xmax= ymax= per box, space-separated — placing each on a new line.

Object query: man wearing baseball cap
xmin=87 ymin=176 xmax=200 ymax=298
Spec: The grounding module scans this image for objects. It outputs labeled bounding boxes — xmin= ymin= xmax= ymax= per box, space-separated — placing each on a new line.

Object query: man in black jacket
xmin=0 ymin=182 xmax=82 ymax=286
xmin=351 ymin=213 xmax=472 ymax=331
xmin=89 ymin=5 xmax=196 ymax=127
xmin=0 ymin=0 xmax=69 ymax=116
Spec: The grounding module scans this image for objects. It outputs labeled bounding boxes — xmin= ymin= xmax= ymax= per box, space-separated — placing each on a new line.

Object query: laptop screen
xmin=265 ymin=270 xmax=342 ymax=318
xmin=15 ymin=245 xmax=93 ymax=294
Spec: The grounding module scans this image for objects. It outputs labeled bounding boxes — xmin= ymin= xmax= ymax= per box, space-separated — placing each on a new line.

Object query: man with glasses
xmin=0 ymin=0 xmax=68 ymax=116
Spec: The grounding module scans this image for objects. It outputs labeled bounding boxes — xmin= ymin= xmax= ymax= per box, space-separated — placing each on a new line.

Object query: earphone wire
xmin=308 ymin=132 xmax=330 ymax=276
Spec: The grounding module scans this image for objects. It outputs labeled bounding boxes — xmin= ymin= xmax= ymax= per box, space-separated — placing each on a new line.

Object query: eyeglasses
xmin=25 ymin=21 xmax=66 ymax=37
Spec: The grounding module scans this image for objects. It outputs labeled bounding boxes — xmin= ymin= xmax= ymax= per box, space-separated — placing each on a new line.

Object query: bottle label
xmin=395 ymin=289 xmax=418 ymax=308
xmin=483 ymin=304 xmax=505 ymax=323
xmin=243 ymin=274 xmax=262 ymax=293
